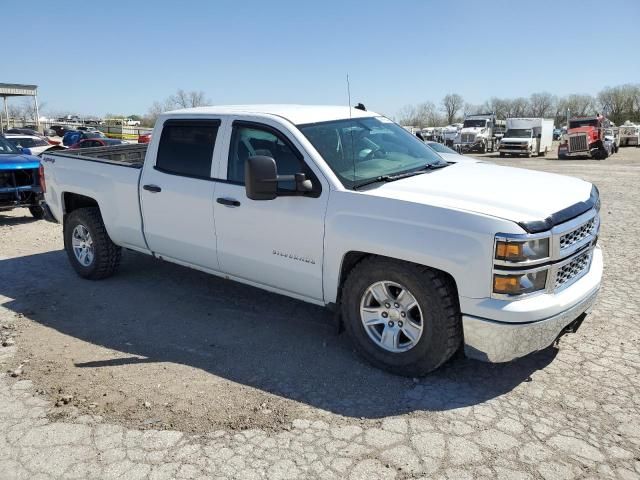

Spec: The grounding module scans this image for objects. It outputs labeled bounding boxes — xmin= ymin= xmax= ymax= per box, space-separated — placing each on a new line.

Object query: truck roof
xmin=164 ymin=104 xmax=380 ymax=126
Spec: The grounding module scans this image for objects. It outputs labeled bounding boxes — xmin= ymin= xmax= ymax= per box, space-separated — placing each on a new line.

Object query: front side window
xmin=228 ymin=124 xmax=307 ymax=191
xmin=299 ymin=116 xmax=445 ymax=188
xmin=156 ymin=121 xmax=219 ymax=178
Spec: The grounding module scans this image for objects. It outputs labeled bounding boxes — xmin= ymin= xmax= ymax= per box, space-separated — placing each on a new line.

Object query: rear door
xmin=140 ymin=119 xmax=222 ymax=270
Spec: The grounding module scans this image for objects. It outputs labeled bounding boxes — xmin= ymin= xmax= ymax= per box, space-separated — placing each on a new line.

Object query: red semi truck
xmin=558 ymin=115 xmax=611 ymax=160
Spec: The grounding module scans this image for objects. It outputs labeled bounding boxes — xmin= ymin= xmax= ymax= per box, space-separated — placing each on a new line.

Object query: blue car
xmin=0 ymin=135 xmax=45 ymax=218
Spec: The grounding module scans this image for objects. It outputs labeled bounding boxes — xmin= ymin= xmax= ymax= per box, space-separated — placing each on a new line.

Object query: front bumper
xmin=463 ymin=286 xmax=599 ymax=362
xmin=462 ymin=246 xmax=602 ymax=362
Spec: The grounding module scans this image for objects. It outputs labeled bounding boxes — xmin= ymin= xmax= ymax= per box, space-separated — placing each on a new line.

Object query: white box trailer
xmin=499 ymin=118 xmax=554 ymax=157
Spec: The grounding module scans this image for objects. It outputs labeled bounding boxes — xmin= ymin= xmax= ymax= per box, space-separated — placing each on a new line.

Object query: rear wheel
xmin=29 ymin=206 xmax=45 ymax=219
xmin=64 ymin=207 xmax=121 ymax=279
xmin=341 ymin=257 xmax=461 ymax=376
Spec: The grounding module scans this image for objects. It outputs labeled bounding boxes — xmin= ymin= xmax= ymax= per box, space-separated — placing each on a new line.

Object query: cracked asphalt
xmin=1 ymin=147 xmax=639 ymax=479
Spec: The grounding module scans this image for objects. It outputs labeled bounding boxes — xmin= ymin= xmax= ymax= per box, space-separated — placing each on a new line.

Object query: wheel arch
xmin=335 ymin=251 xmax=460 ymax=310
xmin=62 ymin=192 xmax=100 ymax=219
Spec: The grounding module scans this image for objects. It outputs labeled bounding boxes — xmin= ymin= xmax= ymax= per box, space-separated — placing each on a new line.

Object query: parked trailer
xmin=619 ymin=122 xmax=640 ymax=147
xmin=499 ymin=118 xmax=554 ymax=157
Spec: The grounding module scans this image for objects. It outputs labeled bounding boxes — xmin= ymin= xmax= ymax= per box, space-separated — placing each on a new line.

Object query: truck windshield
xmin=504 ymin=129 xmax=532 ymax=138
xmin=569 ymin=119 xmax=598 ymax=129
xmin=299 ymin=116 xmax=447 ymax=189
xmin=0 ymin=136 xmax=21 ymax=154
xmin=463 ymin=119 xmax=487 ymax=128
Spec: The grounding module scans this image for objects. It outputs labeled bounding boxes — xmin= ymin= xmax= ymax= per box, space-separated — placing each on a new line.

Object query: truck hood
xmin=364 ymin=162 xmax=593 ymax=226
xmin=0 ymin=154 xmax=40 ymax=170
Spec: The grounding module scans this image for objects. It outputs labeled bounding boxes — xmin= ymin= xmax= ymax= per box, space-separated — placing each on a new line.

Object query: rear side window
xmin=156 ymin=120 xmax=219 ymax=178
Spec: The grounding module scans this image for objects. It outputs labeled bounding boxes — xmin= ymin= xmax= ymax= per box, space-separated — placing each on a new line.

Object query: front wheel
xmin=64 ymin=207 xmax=121 ymax=280
xmin=341 ymin=257 xmax=461 ymax=376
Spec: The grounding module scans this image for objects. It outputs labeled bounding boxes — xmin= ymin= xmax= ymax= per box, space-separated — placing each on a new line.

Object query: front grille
xmin=461 ymin=133 xmax=475 ymax=143
xmin=569 ymin=134 xmax=588 ymax=152
xmin=500 ymin=143 xmax=527 ymax=150
xmin=560 ymin=218 xmax=596 ymax=250
xmin=555 ymin=250 xmax=591 ymax=289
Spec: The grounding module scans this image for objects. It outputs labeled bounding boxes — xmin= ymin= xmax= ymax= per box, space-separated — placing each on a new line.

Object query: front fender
xmin=322 ymin=192 xmax=522 ymax=304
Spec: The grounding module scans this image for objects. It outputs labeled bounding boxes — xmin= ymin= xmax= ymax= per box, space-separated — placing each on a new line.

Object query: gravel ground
xmin=1 ymin=145 xmax=639 ymax=479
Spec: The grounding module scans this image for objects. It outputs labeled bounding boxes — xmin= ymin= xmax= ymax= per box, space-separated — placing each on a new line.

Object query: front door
xmin=213 ymin=120 xmax=328 ymax=301
xmin=140 ymin=119 xmax=221 ymax=270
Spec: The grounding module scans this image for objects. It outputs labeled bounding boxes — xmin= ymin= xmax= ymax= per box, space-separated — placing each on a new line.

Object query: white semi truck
xmin=454 ymin=113 xmax=505 ymax=153
xmin=499 ymin=118 xmax=554 ymax=157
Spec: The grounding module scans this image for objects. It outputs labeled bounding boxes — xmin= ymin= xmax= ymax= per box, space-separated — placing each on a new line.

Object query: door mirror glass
xmin=245 ymin=155 xmax=278 ymax=200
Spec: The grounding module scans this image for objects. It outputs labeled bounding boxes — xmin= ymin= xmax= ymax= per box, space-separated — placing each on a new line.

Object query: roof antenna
xmin=347 ymin=74 xmax=356 ymax=187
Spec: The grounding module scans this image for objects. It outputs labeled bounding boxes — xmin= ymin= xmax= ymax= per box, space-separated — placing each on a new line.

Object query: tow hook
xmin=554 ymin=313 xmax=587 ymax=346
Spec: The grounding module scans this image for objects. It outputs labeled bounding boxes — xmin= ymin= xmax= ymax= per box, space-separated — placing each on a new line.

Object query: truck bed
xmin=48 ymin=144 xmax=147 ymax=168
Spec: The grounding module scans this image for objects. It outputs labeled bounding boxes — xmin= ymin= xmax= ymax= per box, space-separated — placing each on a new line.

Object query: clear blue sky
xmin=5 ymin=0 xmax=639 ymax=118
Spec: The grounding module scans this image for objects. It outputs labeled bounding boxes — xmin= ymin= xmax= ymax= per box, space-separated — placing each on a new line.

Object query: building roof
xmin=164 ymin=104 xmax=379 ymax=125
xmin=0 ymin=83 xmax=38 ymax=97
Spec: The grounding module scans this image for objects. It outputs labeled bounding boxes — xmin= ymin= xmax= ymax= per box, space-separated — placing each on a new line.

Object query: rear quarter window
xmin=156 ymin=120 xmax=220 ymax=178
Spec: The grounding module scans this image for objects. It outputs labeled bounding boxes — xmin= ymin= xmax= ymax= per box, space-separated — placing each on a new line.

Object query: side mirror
xmin=245 ymin=155 xmax=314 ymax=201
xmin=246 ymin=155 xmax=278 ymax=200
xmin=21 ymin=147 xmax=32 ymax=155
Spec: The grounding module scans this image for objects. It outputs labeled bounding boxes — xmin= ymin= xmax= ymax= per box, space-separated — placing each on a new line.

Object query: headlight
xmin=493 ymin=270 xmax=548 ymax=296
xmin=494 ymin=237 xmax=550 ymax=263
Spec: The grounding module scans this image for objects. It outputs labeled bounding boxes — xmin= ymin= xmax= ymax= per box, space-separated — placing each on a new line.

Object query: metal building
xmin=0 ymin=83 xmax=40 ymax=132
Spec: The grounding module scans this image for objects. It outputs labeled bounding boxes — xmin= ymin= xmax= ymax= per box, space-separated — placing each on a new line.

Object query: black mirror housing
xmin=245 ymin=156 xmax=278 ymax=200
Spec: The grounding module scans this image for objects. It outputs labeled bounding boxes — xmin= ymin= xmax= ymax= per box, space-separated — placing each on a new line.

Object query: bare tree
xmin=441 ymin=94 xmax=464 ymax=124
xmin=598 ymin=84 xmax=638 ymax=124
xmin=415 ymin=101 xmax=441 ymax=127
xmin=463 ymin=103 xmax=483 ymax=116
xmin=145 ymin=89 xmax=211 ymax=125
xmin=506 ymin=97 xmax=530 ymax=118
xmin=397 ymin=104 xmax=418 ymax=126
xmin=170 ymin=89 xmax=210 ymax=109
xmin=529 ymin=92 xmax=556 ymax=117
xmin=482 ymin=97 xmax=510 ymax=119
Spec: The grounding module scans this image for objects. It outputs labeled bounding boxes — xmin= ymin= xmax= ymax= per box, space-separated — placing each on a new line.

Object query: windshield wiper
xmin=353 ymin=163 xmax=448 ymax=190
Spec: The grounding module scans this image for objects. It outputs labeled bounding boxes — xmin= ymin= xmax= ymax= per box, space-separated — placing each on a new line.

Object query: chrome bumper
xmin=462 ymin=286 xmax=599 ymax=362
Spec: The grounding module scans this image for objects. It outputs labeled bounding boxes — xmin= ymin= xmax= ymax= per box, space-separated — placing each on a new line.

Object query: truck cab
xmin=559 ymin=115 xmax=609 ymax=160
xmin=455 ymin=113 xmax=501 ymax=153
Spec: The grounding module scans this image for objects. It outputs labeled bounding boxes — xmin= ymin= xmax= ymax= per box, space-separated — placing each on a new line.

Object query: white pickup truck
xmin=41 ymin=105 xmax=603 ymax=376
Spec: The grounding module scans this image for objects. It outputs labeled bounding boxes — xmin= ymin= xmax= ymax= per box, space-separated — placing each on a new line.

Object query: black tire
xmin=499 ymin=152 xmax=505 ymax=157
xmin=64 ymin=207 xmax=121 ymax=280
xmin=29 ymin=205 xmax=45 ymax=219
xmin=480 ymin=142 xmax=487 ymax=154
xmin=341 ymin=257 xmax=461 ymax=376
